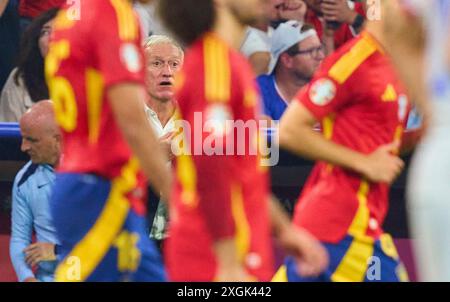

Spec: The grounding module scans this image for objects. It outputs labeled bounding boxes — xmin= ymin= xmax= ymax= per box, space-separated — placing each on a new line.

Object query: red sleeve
xmin=91 ymin=1 xmax=145 ymax=88
xmin=296 ymin=71 xmax=350 ymax=120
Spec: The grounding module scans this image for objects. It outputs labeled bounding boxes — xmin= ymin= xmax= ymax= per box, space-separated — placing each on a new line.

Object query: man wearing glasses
xmin=257 ymin=20 xmax=324 ymax=121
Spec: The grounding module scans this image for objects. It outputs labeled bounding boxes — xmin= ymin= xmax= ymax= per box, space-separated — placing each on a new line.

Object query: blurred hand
xmin=159 ymin=131 xmax=176 ymax=161
xmin=215 ymin=265 xmax=256 ymax=282
xmin=321 ymin=0 xmax=357 ymax=25
xmin=24 ymin=242 xmax=56 ymax=268
xmin=278 ymin=224 xmax=329 ymax=277
xmin=279 ymin=0 xmax=307 ymax=22
xmin=23 ymin=277 xmax=39 ymax=282
xmin=360 ymin=141 xmax=405 ymax=184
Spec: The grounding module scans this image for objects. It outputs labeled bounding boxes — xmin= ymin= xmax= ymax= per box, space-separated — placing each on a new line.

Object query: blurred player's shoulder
xmin=318 ymin=32 xmax=382 ymax=84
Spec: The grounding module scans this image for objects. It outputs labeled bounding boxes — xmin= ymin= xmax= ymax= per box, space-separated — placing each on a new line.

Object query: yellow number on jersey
xmin=114 ymin=231 xmax=141 ymax=273
xmin=46 ymin=40 xmax=78 ymax=132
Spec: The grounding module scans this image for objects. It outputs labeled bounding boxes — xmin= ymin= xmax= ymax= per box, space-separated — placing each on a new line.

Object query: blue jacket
xmin=9 ymin=161 xmax=59 ymax=282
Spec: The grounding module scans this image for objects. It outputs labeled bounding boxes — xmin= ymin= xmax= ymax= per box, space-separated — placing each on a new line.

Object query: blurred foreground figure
xmin=158 ymin=0 xmax=328 ymax=281
xmin=46 ymin=0 xmax=171 ymax=282
xmin=383 ymin=0 xmax=450 ymax=282
xmin=277 ymin=0 xmax=412 ymax=282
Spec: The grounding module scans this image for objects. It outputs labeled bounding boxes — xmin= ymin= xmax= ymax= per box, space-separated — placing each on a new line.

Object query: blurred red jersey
xmin=293 ymin=31 xmax=410 ymax=243
xmin=46 ymin=0 xmax=147 ymax=210
xmin=165 ymin=33 xmax=274 ymax=281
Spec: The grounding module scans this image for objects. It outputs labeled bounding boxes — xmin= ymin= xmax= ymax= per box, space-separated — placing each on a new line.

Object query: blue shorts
xmin=50 ymin=173 xmax=166 ymax=282
xmin=274 ymin=234 xmax=409 ymax=282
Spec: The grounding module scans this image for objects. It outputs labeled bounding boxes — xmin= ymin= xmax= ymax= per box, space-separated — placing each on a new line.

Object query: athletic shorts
xmin=273 ymin=234 xmax=408 ymax=282
xmin=50 ymin=173 xmax=166 ymax=282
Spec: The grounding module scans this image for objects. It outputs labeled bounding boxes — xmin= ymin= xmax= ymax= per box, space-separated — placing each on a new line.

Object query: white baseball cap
xmin=267 ymin=20 xmax=318 ymax=74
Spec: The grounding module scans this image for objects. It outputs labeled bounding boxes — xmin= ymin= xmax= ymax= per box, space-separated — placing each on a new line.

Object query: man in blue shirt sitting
xmin=9 ymin=100 xmax=61 ymax=282
xmin=257 ymin=20 xmax=324 ymax=121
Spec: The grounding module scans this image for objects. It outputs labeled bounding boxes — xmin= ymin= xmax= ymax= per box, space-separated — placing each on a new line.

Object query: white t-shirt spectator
xmin=240 ymin=27 xmax=273 ymax=58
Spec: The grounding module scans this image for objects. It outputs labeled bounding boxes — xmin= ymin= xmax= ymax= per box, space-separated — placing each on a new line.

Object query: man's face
xmin=145 ymin=43 xmax=183 ymax=103
xmin=226 ymin=0 xmax=271 ymax=26
xmin=20 ymin=122 xmax=60 ymax=165
xmin=304 ymin=0 xmax=322 ymax=14
xmin=287 ymin=35 xmax=324 ymax=80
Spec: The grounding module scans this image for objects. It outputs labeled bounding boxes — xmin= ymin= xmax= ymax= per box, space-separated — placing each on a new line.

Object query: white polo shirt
xmin=145 ymin=106 xmax=175 ymax=138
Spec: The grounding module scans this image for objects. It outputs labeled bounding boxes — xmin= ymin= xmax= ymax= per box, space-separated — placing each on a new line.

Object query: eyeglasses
xmin=288 ymin=45 xmax=325 ymax=59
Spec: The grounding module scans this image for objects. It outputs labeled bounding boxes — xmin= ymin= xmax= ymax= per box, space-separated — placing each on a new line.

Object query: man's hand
xmin=24 ymin=242 xmax=56 ymax=267
xmin=213 ymin=238 xmax=255 ymax=281
xmin=159 ymin=131 xmax=176 ymax=161
xmin=321 ymin=0 xmax=357 ymax=25
xmin=279 ymin=0 xmax=307 ymax=22
xmin=277 ymin=225 xmax=329 ymax=277
xmin=215 ymin=264 xmax=255 ymax=282
xmin=358 ymin=141 xmax=405 ymax=184
xmin=23 ymin=277 xmax=39 ymax=282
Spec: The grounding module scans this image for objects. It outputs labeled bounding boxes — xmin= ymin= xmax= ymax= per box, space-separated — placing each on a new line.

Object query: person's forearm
xmin=0 ymin=1 xmax=9 ymax=17
xmin=268 ymin=195 xmax=291 ymax=237
xmin=120 ymin=112 xmax=172 ymax=199
xmin=279 ymin=123 xmax=368 ymax=175
xmin=108 ymin=85 xmax=172 ymax=199
xmin=9 ymin=240 xmax=35 ymax=282
xmin=213 ymin=238 xmax=247 ymax=281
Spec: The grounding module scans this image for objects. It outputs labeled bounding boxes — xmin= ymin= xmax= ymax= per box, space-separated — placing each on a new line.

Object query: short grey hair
xmin=144 ymin=35 xmax=184 ymax=58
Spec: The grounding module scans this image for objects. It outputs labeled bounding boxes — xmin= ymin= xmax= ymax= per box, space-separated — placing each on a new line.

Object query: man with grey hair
xmin=143 ymin=34 xmax=184 ymax=246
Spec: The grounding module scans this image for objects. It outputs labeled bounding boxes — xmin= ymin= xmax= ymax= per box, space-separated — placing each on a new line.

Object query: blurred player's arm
xmin=382 ymin=0 xmax=429 ymax=121
xmin=248 ymin=52 xmax=271 ymax=76
xmin=269 ymin=195 xmax=328 ymax=277
xmin=108 ymin=84 xmax=172 ymax=199
xmin=0 ymin=0 xmax=8 ymax=17
xmin=279 ymin=101 xmax=404 ymax=184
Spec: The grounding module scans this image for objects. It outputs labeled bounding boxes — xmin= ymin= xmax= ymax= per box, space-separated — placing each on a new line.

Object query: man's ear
xmin=279 ymin=52 xmax=293 ymax=69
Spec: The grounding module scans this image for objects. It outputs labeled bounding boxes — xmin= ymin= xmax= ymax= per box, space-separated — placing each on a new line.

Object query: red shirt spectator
xmin=305 ymin=0 xmax=366 ymax=50
xmin=19 ymin=0 xmax=65 ymax=19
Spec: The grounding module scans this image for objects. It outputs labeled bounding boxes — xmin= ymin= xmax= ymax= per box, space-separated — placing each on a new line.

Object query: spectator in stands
xmin=258 ymin=21 xmax=324 ymax=121
xmin=0 ymin=0 xmax=20 ymax=91
xmin=304 ymin=0 xmax=366 ymax=53
xmin=134 ymin=0 xmax=170 ymax=38
xmin=143 ymin=35 xmax=184 ymax=247
xmin=240 ymin=0 xmax=307 ymax=75
xmin=10 ymin=100 xmax=61 ymax=282
xmin=0 ymin=8 xmax=58 ymax=122
xmin=18 ymin=0 xmax=63 ymax=34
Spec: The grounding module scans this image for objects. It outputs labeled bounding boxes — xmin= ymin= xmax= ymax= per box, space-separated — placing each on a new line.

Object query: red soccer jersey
xmin=305 ymin=3 xmax=365 ymax=50
xmin=165 ymin=33 xmax=274 ymax=281
xmin=293 ymin=31 xmax=410 ymax=243
xmin=19 ymin=0 xmax=65 ymax=18
xmin=46 ymin=1 xmax=147 ymax=214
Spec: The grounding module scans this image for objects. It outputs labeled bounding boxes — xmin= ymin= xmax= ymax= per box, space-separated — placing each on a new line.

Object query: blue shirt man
xmin=10 ymin=162 xmax=59 ymax=281
xmin=257 ymin=21 xmax=324 ymax=121
xmin=9 ymin=100 xmax=61 ymax=282
xmin=257 ymin=73 xmax=289 ymax=121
